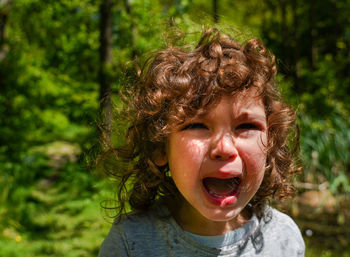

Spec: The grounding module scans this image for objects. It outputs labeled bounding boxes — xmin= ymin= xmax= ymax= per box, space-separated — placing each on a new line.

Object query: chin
xmin=201 ymin=208 xmax=243 ymax=222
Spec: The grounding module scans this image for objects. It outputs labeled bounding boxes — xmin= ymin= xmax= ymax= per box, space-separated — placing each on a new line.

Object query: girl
xmin=98 ymin=28 xmax=305 ymax=257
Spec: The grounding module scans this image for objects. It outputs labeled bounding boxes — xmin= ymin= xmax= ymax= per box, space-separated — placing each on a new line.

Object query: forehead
xmin=200 ymin=88 xmax=266 ymax=117
xmin=167 ymin=87 xmax=267 ymax=129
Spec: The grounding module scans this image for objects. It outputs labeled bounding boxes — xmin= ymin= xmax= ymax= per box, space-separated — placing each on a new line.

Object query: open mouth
xmin=203 ymin=177 xmax=241 ymax=198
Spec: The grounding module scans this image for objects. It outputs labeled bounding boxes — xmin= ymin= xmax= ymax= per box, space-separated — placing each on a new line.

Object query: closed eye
xmin=236 ymin=123 xmax=260 ymax=130
xmin=182 ymin=123 xmax=208 ymax=130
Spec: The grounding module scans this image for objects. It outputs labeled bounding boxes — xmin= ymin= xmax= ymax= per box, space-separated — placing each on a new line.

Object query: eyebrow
xmin=236 ymin=111 xmax=266 ymax=121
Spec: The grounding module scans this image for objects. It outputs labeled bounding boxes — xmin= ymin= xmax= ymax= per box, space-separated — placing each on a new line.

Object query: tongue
xmin=203 ymin=177 xmax=240 ymax=197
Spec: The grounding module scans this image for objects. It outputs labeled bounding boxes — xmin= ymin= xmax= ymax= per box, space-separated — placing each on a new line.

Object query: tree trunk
xmin=0 ymin=0 xmax=13 ymax=62
xmin=213 ymin=0 xmax=219 ymax=23
xmin=123 ymin=0 xmax=138 ymax=73
xmin=309 ymin=0 xmax=317 ymax=70
xmin=279 ymin=0 xmax=287 ymax=61
xmin=291 ymin=0 xmax=300 ymax=93
xmin=99 ymin=0 xmax=113 ymax=141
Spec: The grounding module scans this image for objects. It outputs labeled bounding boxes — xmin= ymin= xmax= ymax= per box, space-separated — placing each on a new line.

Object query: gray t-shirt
xmin=98 ymin=205 xmax=305 ymax=257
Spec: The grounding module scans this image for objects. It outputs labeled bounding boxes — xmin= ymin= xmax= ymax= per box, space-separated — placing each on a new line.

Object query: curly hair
xmin=98 ymin=28 xmax=300 ymax=218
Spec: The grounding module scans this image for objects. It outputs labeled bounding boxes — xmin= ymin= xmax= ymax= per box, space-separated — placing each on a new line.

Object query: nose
xmin=209 ymin=133 xmax=237 ymax=161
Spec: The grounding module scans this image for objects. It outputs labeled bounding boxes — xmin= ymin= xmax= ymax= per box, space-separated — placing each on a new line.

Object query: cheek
xmin=175 ymin=139 xmax=206 ymax=163
xmin=188 ymin=140 xmax=206 ymax=160
xmin=238 ymin=139 xmax=267 ymax=174
xmin=168 ymin=138 xmax=207 ymax=178
xmin=252 ymin=150 xmax=267 ymax=169
xmin=180 ymin=141 xmax=205 ymax=180
xmin=256 ymin=135 xmax=268 ymax=172
xmin=241 ymin=150 xmax=266 ymax=193
xmin=244 ymin=154 xmax=266 ymax=179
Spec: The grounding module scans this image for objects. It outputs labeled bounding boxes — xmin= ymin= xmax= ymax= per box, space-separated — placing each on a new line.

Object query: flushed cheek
xmin=180 ymin=139 xmax=207 ymax=163
xmin=237 ymin=144 xmax=266 ymax=190
xmin=245 ymin=153 xmax=266 ymax=171
xmin=168 ymin=137 xmax=207 ymax=181
xmin=238 ymin=139 xmax=266 ymax=167
xmin=242 ymin=157 xmax=266 ymax=191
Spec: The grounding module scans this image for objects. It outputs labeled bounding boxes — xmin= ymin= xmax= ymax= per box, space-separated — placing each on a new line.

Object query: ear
xmin=153 ymin=151 xmax=168 ymax=167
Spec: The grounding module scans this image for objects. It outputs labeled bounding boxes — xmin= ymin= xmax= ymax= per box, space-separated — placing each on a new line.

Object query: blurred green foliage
xmin=0 ymin=0 xmax=349 ymax=256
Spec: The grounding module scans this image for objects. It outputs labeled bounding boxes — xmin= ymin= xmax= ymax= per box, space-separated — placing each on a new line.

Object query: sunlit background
xmin=0 ymin=0 xmax=349 ymax=256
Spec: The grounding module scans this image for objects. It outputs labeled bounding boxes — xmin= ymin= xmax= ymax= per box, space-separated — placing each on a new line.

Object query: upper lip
xmin=202 ymin=161 xmax=243 ymax=179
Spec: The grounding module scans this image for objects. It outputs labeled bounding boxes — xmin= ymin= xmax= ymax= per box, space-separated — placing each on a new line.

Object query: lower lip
xmin=202 ymin=184 xmax=240 ymax=207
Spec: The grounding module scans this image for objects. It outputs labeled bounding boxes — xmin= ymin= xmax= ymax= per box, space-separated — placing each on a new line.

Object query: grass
xmin=305 ymin=237 xmax=350 ymax=257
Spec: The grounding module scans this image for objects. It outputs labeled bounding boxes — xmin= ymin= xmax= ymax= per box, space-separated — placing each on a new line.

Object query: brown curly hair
xmin=98 ymin=28 xmax=300 ymax=218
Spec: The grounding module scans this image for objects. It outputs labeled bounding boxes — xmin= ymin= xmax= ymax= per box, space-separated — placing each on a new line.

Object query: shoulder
xmin=259 ymin=207 xmax=305 ymax=256
xmin=98 ymin=206 xmax=171 ymax=257
xmin=115 ymin=208 xmax=165 ymax=238
xmin=266 ymin=207 xmax=302 ymax=235
xmin=98 ymin=215 xmax=134 ymax=257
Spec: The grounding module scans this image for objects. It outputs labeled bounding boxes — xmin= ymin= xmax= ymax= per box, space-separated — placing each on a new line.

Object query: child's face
xmin=163 ymin=90 xmax=267 ymax=234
